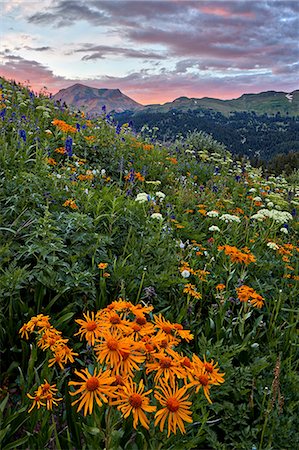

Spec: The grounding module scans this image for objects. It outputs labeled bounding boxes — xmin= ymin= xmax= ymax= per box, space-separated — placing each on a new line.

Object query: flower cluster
xmin=52 ymin=118 xmax=77 ymax=134
xmin=218 ymin=245 xmax=256 ymax=265
xmin=19 ymin=314 xmax=78 ymax=371
xmin=236 ymin=285 xmax=265 ymax=309
xmin=20 ymin=301 xmax=224 ymax=437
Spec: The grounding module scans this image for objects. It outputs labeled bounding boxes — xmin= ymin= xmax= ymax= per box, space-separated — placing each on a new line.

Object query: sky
xmin=0 ymin=0 xmax=298 ymax=104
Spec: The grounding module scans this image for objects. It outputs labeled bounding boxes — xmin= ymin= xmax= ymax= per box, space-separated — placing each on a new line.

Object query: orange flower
xmin=154 ymin=380 xmax=193 ymax=437
xmin=69 ymin=368 xmax=116 ymax=416
xmin=52 ymin=118 xmax=77 ymax=133
xmin=74 ymin=311 xmax=102 ymax=346
xmin=218 ymin=245 xmax=256 ymax=265
xmin=146 ymin=352 xmax=185 ymax=383
xmin=236 ymin=285 xmax=265 ymax=308
xmin=112 ymin=379 xmax=156 ymax=430
xmin=98 ymin=262 xmax=108 ymax=270
xmin=94 ymin=331 xmax=133 ymax=372
xmin=46 ymin=157 xmax=57 ymax=166
xmin=188 ymin=354 xmax=224 ymax=403
xmin=216 ymin=284 xmax=226 ymax=291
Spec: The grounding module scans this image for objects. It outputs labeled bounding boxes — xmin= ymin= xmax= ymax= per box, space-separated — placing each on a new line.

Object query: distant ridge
xmin=52 ymin=83 xmax=142 ymax=114
xmin=53 ymin=83 xmax=299 ymax=116
xmin=145 ymin=90 xmax=299 ymax=116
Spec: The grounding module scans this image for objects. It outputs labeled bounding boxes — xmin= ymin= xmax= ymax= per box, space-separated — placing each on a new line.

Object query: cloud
xmin=23 ymin=46 xmax=53 ymax=52
xmin=73 ymin=44 xmax=164 ymax=61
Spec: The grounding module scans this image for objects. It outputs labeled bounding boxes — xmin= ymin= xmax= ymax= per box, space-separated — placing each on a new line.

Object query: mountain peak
xmin=53 ymin=84 xmax=141 ymax=114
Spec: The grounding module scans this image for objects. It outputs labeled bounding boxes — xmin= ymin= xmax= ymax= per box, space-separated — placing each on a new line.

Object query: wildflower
xmin=216 ymin=284 xmax=226 ymax=291
xmin=94 ymin=331 xmax=132 ymax=372
xmin=63 ymin=199 xmax=78 ymax=210
xmin=135 ymin=192 xmax=149 ymax=203
xmin=74 ymin=311 xmax=102 ymax=346
xmin=154 ymin=380 xmax=193 ymax=437
xmin=236 ymin=285 xmax=265 ymax=309
xmin=111 ymin=379 xmax=156 ymax=430
xmin=155 ymin=191 xmax=166 ymax=200
xmin=183 ymin=283 xmax=202 ymax=299
xmin=46 ymin=157 xmax=57 ymax=166
xmin=52 ymin=118 xmax=77 ymax=134
xmin=206 ymin=210 xmax=219 ymax=217
xmin=69 ymin=368 xmax=116 ymax=416
xmin=267 ymin=242 xmax=279 ymax=250
xmin=151 ymin=213 xmax=163 ymax=220
xmin=181 ymin=270 xmax=190 ymax=278
xmin=219 ymin=214 xmax=241 ymax=223
xmin=146 ymin=352 xmax=185 ymax=384
xmin=209 ymin=225 xmax=220 ymax=232
xmin=218 ymin=245 xmax=256 ymax=265
xmin=98 ymin=262 xmax=108 ymax=270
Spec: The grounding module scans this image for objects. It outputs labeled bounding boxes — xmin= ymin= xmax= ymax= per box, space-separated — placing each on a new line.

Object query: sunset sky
xmin=0 ymin=0 xmax=298 ymax=104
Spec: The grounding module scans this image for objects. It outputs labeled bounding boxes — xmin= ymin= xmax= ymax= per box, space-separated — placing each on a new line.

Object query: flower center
xmin=42 ymin=383 xmax=50 ymax=393
xmin=129 ymin=393 xmax=143 ymax=408
xmin=162 ymin=325 xmax=173 ymax=334
xmin=107 ymin=338 xmax=119 ymax=351
xmin=86 ymin=376 xmax=99 ymax=391
xmin=166 ymin=397 xmax=180 ymax=412
xmin=181 ymin=357 xmax=192 ymax=368
xmin=159 ymin=357 xmax=172 ymax=368
xmin=174 ymin=324 xmax=183 ymax=330
xmin=136 ymin=316 xmax=146 ymax=325
xmin=120 ymin=350 xmax=130 ymax=360
xmin=110 ymin=315 xmax=121 ymax=325
xmin=132 ymin=323 xmax=141 ymax=332
xmin=204 ymin=362 xmax=213 ymax=373
xmin=198 ymin=374 xmax=209 ymax=386
xmin=86 ymin=321 xmax=97 ymax=331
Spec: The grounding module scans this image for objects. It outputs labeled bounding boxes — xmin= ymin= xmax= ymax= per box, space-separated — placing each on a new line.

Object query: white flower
xmin=248 ymin=188 xmax=257 ymax=193
xmin=181 ymin=270 xmax=190 ymax=278
xmin=135 ymin=193 xmax=149 ymax=203
xmin=206 ymin=210 xmax=219 ymax=218
xmin=253 ymin=196 xmax=262 ymax=202
xmin=101 ymin=169 xmax=106 ymax=176
xmin=219 ymin=214 xmax=241 ymax=223
xmin=150 ymin=213 xmax=163 ymax=220
xmin=252 ymin=209 xmax=293 ymax=224
xmin=267 ymin=242 xmax=279 ymax=250
xmin=280 ymin=227 xmax=288 ymax=234
xmin=155 ymin=191 xmax=166 ymax=200
xmin=56 ymin=174 xmax=62 ymax=179
xmin=267 ymin=202 xmax=274 ymax=208
xmin=209 ymin=225 xmax=220 ymax=232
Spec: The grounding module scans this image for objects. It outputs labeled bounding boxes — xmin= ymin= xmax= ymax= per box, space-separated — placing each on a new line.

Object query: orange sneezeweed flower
xmin=146 ymin=352 xmax=186 ymax=384
xmin=236 ymin=285 xmax=265 ymax=309
xmin=74 ymin=311 xmax=102 ymax=346
xmin=154 ymin=380 xmax=193 ymax=437
xmin=52 ymin=118 xmax=77 ymax=133
xmin=27 ymin=380 xmax=62 ymax=413
xmin=183 ymin=283 xmax=202 ymax=300
xmin=63 ymin=199 xmax=78 ymax=210
xmin=69 ymin=368 xmax=116 ymax=416
xmin=95 ymin=331 xmax=133 ymax=372
xmin=188 ymin=354 xmax=225 ymax=403
xmin=216 ymin=284 xmax=226 ymax=291
xmin=218 ymin=245 xmax=256 ymax=265
xmin=111 ymin=379 xmax=156 ymax=430
xmin=98 ymin=262 xmax=108 ymax=270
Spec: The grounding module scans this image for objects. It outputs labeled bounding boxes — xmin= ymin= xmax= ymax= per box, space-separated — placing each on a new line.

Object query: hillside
xmin=146 ymin=90 xmax=299 ymax=116
xmin=53 ymin=83 xmax=142 ymax=114
xmin=115 ymin=109 xmax=299 ymax=163
xmin=0 ymin=76 xmax=298 ymax=450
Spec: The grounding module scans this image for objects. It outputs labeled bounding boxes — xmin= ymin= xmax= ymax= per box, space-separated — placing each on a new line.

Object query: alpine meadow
xmin=0 ymin=75 xmax=298 ymax=449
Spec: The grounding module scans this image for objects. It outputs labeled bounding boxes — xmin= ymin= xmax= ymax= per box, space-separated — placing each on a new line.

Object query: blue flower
xmin=65 ymin=136 xmax=73 ymax=157
xmin=19 ymin=129 xmax=27 ymax=142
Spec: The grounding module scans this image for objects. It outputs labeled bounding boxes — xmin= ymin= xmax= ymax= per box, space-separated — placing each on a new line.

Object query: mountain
xmin=52 ymin=83 xmax=142 ymax=114
xmin=145 ymin=90 xmax=299 ymax=116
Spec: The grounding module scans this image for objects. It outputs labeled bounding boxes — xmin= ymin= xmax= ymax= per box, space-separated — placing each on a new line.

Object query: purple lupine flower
xmin=19 ymin=129 xmax=26 ymax=142
xmin=102 ymin=105 xmax=106 ymax=113
xmin=65 ymin=136 xmax=73 ymax=157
